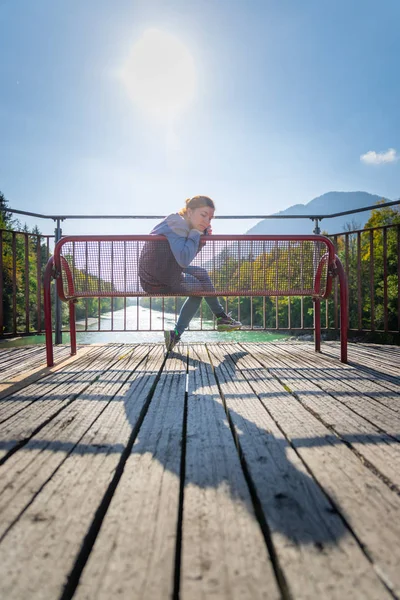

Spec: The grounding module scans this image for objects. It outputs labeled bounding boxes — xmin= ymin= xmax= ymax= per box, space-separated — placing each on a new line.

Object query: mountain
xmin=245 ymin=191 xmax=388 ymax=236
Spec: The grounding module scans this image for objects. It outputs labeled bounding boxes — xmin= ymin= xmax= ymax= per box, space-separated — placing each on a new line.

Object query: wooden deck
xmin=0 ymin=341 xmax=399 ymax=600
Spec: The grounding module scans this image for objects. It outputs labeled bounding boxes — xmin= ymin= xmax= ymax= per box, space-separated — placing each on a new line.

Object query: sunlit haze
xmin=120 ymin=29 xmax=196 ymax=120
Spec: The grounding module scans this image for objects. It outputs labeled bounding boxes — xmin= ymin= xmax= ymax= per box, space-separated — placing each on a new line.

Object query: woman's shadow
xmin=126 ymin=345 xmax=349 ymax=547
xmin=0 ymin=343 xmax=370 ymax=548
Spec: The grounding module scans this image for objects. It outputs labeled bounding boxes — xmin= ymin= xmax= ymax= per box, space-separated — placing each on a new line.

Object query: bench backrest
xmin=53 ymin=234 xmax=336 ymax=301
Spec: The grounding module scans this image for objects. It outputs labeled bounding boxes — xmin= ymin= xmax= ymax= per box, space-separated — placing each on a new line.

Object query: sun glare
xmin=121 ymin=29 xmax=197 ymax=120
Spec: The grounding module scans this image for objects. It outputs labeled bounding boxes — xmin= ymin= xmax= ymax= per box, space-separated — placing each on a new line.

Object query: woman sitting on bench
xmin=139 ymin=195 xmax=242 ymax=351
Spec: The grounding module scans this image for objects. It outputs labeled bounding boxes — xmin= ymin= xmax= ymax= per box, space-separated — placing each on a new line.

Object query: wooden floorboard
xmin=0 ymin=341 xmax=399 ymax=600
xmin=0 ymin=345 xmax=109 ymax=423
xmin=208 ymin=344 xmax=392 ymax=599
xmin=0 ymin=345 xmax=128 ymax=459
xmin=74 ymin=348 xmax=182 ymax=600
xmin=0 ymin=346 xmax=39 ymax=372
xmin=179 ymin=345 xmax=279 ymax=600
xmin=238 ymin=343 xmax=400 ymax=597
xmin=252 ymin=343 xmax=400 ymax=487
xmin=0 ymin=344 xmax=72 ymax=381
xmin=0 ymin=344 xmax=151 ymax=538
xmin=0 ymin=344 xmax=94 ymax=398
xmin=321 ymin=341 xmax=400 ymax=380
xmin=0 ymin=344 xmax=164 ymax=599
xmin=297 ymin=343 xmax=400 ymax=412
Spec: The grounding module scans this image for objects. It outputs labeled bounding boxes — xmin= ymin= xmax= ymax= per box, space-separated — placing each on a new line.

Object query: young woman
xmin=139 ymin=195 xmax=242 ymax=350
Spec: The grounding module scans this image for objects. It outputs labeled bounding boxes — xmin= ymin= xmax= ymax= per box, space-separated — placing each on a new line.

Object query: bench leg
xmin=69 ymin=301 xmax=77 ymax=356
xmin=314 ymin=299 xmax=321 ymax=353
xmin=43 ymin=257 xmax=54 ymax=367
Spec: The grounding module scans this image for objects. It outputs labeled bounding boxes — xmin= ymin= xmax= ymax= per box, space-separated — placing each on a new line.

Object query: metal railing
xmin=1 ymin=201 xmax=399 ymax=339
xmin=0 ymin=229 xmax=53 ymax=336
xmin=329 ymin=224 xmax=400 ymax=334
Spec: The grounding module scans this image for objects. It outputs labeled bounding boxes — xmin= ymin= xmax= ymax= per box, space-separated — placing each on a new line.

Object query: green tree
xmin=0 ymin=191 xmax=13 ymax=229
xmin=331 ymin=201 xmax=400 ymax=333
xmin=361 ymin=202 xmax=400 ymax=331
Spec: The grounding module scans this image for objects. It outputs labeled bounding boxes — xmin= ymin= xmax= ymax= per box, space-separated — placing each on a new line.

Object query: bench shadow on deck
xmin=0 ymin=341 xmax=399 ymax=600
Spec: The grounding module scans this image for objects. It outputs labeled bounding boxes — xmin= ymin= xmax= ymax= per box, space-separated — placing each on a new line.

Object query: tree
xmin=332 ymin=200 xmax=400 ymax=332
xmin=0 ymin=191 xmax=12 ymax=229
xmin=361 ymin=201 xmax=400 ymax=331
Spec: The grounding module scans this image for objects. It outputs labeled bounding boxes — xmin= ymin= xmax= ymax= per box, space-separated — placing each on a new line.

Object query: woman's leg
xmin=172 ymin=272 xmax=204 ymax=336
xmin=170 ymin=268 xmax=240 ymax=345
xmin=181 ymin=267 xmax=242 ymax=333
xmin=183 ymin=266 xmax=225 ymax=316
xmin=175 ymin=296 xmax=202 ymax=336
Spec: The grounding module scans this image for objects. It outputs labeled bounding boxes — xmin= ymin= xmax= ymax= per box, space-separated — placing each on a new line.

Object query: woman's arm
xmin=167 ymin=229 xmax=201 ymax=267
xmin=158 ymin=214 xmax=202 ymax=268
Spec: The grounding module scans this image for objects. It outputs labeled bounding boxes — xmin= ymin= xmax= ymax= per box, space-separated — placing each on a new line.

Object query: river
xmin=1 ymin=304 xmax=289 ymax=347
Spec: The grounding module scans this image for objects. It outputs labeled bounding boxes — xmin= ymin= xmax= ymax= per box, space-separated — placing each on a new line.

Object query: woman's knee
xmin=194 ymin=267 xmax=212 ymax=284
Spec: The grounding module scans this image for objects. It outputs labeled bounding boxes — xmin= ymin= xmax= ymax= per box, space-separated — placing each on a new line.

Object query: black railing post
xmin=312 ymin=217 xmax=321 ymax=235
xmin=54 ymin=218 xmax=62 ymax=344
xmin=312 ymin=217 xmax=321 ymax=350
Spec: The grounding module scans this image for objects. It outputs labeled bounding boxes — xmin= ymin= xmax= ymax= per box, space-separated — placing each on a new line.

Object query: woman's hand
xmin=193 ymin=225 xmax=210 ymax=234
xmin=198 ymin=224 xmax=212 ymax=250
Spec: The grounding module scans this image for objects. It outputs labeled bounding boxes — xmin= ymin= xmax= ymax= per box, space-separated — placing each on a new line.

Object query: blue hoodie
xmin=138 ymin=213 xmax=203 ymax=293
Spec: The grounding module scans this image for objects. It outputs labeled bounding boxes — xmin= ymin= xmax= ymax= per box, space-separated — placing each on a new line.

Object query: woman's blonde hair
xmin=178 ymin=195 xmax=215 ymax=217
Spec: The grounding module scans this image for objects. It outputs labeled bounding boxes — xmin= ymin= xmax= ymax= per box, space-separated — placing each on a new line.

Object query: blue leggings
xmin=175 ymin=266 xmax=224 ymax=336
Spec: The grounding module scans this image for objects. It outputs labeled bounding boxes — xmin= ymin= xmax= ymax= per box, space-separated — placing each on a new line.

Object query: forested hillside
xmin=0 ymin=192 xmax=126 ymax=335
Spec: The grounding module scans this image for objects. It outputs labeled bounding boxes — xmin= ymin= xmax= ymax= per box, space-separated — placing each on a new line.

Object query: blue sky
xmin=0 ymin=0 xmax=399 ymax=235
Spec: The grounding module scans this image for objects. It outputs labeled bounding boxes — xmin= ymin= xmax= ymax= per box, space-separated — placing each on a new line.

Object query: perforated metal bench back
xmin=55 ymin=235 xmax=334 ymax=300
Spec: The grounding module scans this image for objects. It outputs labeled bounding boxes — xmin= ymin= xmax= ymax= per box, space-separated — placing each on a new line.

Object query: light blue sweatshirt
xmin=150 ymin=213 xmax=202 ymax=268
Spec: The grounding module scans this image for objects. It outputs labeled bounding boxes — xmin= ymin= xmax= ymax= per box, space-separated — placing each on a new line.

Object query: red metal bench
xmin=43 ymin=234 xmax=348 ymax=366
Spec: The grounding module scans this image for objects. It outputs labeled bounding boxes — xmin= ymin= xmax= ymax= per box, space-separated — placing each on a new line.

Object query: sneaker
xmin=216 ymin=312 xmax=242 ymax=332
xmin=164 ymin=329 xmax=181 ymax=351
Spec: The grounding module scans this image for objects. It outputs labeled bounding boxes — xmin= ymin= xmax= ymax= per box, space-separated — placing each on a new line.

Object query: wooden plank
xmin=0 ymin=346 xmax=41 ymax=368
xmin=248 ymin=342 xmax=400 ymax=488
xmin=178 ymin=345 xmax=280 ymax=599
xmin=346 ymin=342 xmax=400 ymax=360
xmin=207 ymin=343 xmax=392 ymax=600
xmin=0 ymin=346 xmax=165 ymax=600
xmin=320 ymin=342 xmax=400 ymax=388
xmin=0 ymin=345 xmax=91 ymax=397
xmin=287 ymin=342 xmax=400 ymax=413
xmin=0 ymin=347 xmax=19 ymax=357
xmin=0 ymin=346 xmax=36 ymax=368
xmin=323 ymin=342 xmax=400 ymax=379
xmin=0 ymin=344 xmax=109 ymax=419
xmin=0 ymin=345 xmax=127 ymax=460
xmin=0 ymin=344 xmax=118 ymax=424
xmin=73 ymin=350 xmax=185 ymax=600
xmin=284 ymin=342 xmax=400 ymax=419
xmin=0 ymin=349 xmax=46 ymax=379
xmin=237 ymin=343 xmax=400 ymax=597
xmin=0 ymin=345 xmax=70 ymax=380
xmin=0 ymin=344 xmax=151 ymax=538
